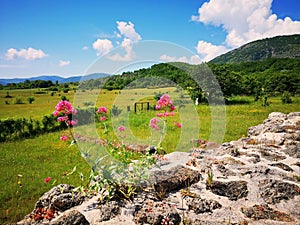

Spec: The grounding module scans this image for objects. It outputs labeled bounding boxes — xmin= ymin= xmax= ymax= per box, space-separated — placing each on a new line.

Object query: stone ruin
xmin=16 ymin=112 xmax=300 ymax=225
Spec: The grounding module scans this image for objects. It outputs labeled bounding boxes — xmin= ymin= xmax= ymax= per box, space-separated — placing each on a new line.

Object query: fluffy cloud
xmin=82 ymin=46 xmax=89 ymax=51
xmin=5 ymin=47 xmax=48 ymax=60
xmin=92 ymin=39 xmax=114 ymax=56
xmin=59 ymin=60 xmax=70 ymax=67
xmin=192 ymin=0 xmax=300 ymax=48
xmin=108 ymin=21 xmax=142 ymax=61
xmin=92 ymin=21 xmax=142 ymax=61
xmin=159 ymin=54 xmax=202 ymax=64
xmin=196 ymin=41 xmax=228 ymax=62
xmin=116 ymin=21 xmax=142 ymax=43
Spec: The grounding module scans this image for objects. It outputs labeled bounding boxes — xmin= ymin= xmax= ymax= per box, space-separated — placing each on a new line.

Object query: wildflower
xmin=60 ymin=135 xmax=68 ymax=141
xmin=156 ymin=111 xmax=174 ymax=117
xmin=67 ymin=120 xmax=78 ymax=126
xmin=118 ymin=126 xmax=125 ymax=132
xmin=155 ymin=94 xmax=173 ymax=109
xmin=149 ymin=118 xmax=160 ymax=130
xmin=100 ymin=116 xmax=107 ymax=121
xmin=57 ymin=116 xmax=68 ymax=122
xmin=44 ymin=177 xmax=51 ymax=184
xmin=174 ymin=122 xmax=182 ymax=128
xmin=54 ymin=100 xmax=76 ymax=115
xmin=97 ymin=106 xmax=108 ymax=114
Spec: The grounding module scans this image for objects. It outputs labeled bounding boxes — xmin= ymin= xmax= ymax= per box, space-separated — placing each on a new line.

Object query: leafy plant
xmin=206 ymin=170 xmax=214 ymax=186
xmin=281 ymin=91 xmax=292 ymax=104
xmin=27 ymin=96 xmax=35 ymax=104
xmin=111 ymin=105 xmax=122 ymax=117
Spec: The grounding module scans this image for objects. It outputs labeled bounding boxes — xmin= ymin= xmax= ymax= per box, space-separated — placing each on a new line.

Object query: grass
xmin=0 ymin=88 xmax=300 ymax=224
xmin=0 ymin=132 xmax=90 ymax=224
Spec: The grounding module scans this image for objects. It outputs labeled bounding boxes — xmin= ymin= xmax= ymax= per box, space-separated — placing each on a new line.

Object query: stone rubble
xmin=17 ymin=112 xmax=300 ymax=225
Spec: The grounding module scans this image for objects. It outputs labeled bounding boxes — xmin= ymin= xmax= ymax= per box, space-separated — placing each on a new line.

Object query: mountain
xmin=0 ymin=73 xmax=110 ymax=85
xmin=210 ymin=34 xmax=300 ymax=63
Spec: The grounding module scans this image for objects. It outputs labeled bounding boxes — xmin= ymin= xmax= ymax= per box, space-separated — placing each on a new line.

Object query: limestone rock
xmin=259 ymin=179 xmax=300 ymax=204
xmin=241 ymin=204 xmax=294 ymax=222
xmin=207 ymin=180 xmax=248 ymax=201
xmin=185 ymin=197 xmax=222 ymax=214
xmin=49 ymin=210 xmax=89 ymax=225
xmin=150 ymin=165 xmax=202 ymax=196
xmin=134 ymin=200 xmax=181 ymax=225
xmin=35 ymin=184 xmax=84 ymax=212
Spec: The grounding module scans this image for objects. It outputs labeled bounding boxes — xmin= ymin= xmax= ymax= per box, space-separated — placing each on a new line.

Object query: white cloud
xmin=116 ymin=21 xmax=142 ymax=43
xmin=82 ymin=46 xmax=89 ymax=51
xmin=159 ymin=54 xmax=202 ymax=64
xmin=192 ymin=0 xmax=300 ymax=48
xmin=196 ymin=41 xmax=229 ymax=62
xmin=59 ymin=60 xmax=70 ymax=67
xmin=5 ymin=47 xmax=48 ymax=60
xmin=108 ymin=21 xmax=142 ymax=61
xmin=107 ymin=38 xmax=134 ymax=61
xmin=92 ymin=21 xmax=142 ymax=61
xmin=92 ymin=39 xmax=114 ymax=56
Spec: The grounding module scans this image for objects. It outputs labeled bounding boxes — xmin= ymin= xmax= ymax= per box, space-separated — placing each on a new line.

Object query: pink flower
xmin=118 ymin=126 xmax=125 ymax=132
xmin=155 ymin=94 xmax=176 ymax=116
xmin=97 ymin=106 xmax=108 ymax=114
xmin=174 ymin=122 xmax=182 ymax=128
xmin=67 ymin=120 xmax=78 ymax=126
xmin=53 ymin=110 xmax=60 ymax=117
xmin=57 ymin=116 xmax=68 ymax=122
xmin=44 ymin=177 xmax=51 ymax=184
xmin=60 ymin=135 xmax=68 ymax=141
xmin=149 ymin=118 xmax=160 ymax=130
xmin=55 ymin=100 xmax=75 ymax=115
xmin=100 ymin=116 xmax=107 ymax=121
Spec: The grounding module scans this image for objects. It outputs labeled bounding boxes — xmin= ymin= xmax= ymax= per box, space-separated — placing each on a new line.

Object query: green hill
xmin=210 ymin=34 xmax=300 ymax=63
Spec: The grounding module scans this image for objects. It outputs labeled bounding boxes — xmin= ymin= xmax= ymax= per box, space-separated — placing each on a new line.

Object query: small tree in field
xmin=27 ymin=96 xmax=35 ymax=104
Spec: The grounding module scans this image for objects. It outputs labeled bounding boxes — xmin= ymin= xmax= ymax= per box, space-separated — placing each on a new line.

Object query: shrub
xmin=281 ymin=91 xmax=292 ymax=104
xmin=27 ymin=96 xmax=35 ymax=104
xmin=15 ymin=97 xmax=23 ymax=104
xmin=111 ymin=105 xmax=122 ymax=117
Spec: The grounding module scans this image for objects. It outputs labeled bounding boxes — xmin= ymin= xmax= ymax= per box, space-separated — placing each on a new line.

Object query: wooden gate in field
xmin=134 ymin=101 xmax=150 ymax=113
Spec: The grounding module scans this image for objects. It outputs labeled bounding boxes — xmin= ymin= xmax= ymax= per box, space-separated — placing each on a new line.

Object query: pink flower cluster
xmin=155 ymin=94 xmax=175 ymax=111
xmin=97 ymin=106 xmax=108 ymax=121
xmin=156 ymin=111 xmax=175 ymax=117
xmin=117 ymin=126 xmax=126 ymax=139
xmin=155 ymin=94 xmax=176 ymax=118
xmin=53 ymin=100 xmax=78 ymax=126
xmin=149 ymin=118 xmax=160 ymax=130
xmin=118 ymin=125 xmax=125 ymax=132
xmin=53 ymin=100 xmax=77 ymax=116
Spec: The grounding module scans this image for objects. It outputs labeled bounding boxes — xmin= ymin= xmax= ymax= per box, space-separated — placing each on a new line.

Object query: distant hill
xmin=0 ymin=73 xmax=110 ymax=85
xmin=210 ymin=34 xmax=300 ymax=63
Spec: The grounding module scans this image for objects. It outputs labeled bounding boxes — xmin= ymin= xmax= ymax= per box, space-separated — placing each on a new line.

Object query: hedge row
xmin=0 ymin=107 xmax=96 ymax=142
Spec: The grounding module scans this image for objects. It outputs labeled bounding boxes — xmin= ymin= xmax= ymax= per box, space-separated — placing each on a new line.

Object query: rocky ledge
xmin=17 ymin=112 xmax=300 ymax=225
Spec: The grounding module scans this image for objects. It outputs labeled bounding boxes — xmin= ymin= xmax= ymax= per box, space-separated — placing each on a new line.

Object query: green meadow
xmin=1 ymin=87 xmax=300 ymax=224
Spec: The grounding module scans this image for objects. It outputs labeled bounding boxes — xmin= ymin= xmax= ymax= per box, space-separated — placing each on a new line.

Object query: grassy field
xmin=1 ymin=88 xmax=300 ymax=224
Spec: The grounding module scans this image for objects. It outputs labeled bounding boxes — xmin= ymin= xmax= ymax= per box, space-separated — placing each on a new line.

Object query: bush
xmin=281 ymin=91 xmax=292 ymax=104
xmin=15 ymin=97 xmax=23 ymax=104
xmin=27 ymin=96 xmax=35 ymax=104
xmin=111 ymin=105 xmax=122 ymax=117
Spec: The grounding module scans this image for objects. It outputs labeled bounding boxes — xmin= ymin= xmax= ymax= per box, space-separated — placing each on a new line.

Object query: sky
xmin=0 ymin=0 xmax=300 ymax=78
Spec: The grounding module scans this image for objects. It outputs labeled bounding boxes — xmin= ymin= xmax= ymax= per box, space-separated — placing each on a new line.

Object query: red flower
xmin=44 ymin=177 xmax=51 ymax=184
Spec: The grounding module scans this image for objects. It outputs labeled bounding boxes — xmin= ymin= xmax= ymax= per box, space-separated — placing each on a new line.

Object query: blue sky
xmin=0 ymin=0 xmax=300 ymax=78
